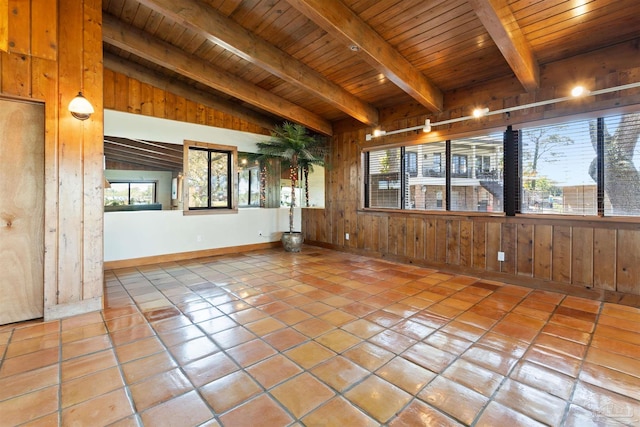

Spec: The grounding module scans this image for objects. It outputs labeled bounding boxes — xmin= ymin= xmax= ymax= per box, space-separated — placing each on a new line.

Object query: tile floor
xmin=1 ymin=247 xmax=640 ymax=426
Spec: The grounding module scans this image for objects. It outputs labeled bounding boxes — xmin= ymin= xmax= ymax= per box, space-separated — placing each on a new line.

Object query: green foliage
xmin=256 ymin=122 xmax=327 ymax=232
xmin=256 ymin=122 xmax=327 ymax=170
xmin=523 ymin=174 xmax=558 ymax=193
xmin=379 ymin=150 xmax=399 ymax=173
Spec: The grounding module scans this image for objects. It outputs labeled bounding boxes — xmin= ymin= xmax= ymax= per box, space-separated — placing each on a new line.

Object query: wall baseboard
xmin=104 ymin=241 xmax=282 ymax=270
xmin=45 ymin=297 xmax=103 ymax=321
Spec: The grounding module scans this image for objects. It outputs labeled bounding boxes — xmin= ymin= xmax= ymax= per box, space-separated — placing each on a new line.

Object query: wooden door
xmin=0 ymin=98 xmax=45 ymax=325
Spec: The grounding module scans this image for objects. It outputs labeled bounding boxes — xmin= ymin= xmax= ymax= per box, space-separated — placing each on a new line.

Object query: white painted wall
xmin=103 ymin=110 xmax=317 ymax=262
xmin=104 ymin=207 xmax=298 ymax=261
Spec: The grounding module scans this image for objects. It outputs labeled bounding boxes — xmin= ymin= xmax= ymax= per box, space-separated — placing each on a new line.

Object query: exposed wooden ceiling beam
xmin=103 ymin=145 xmax=182 ymax=170
xmin=105 ymin=152 xmax=180 ymax=171
xmin=137 ymin=0 xmax=379 ymax=126
xmin=104 ymin=53 xmax=277 ymax=131
xmin=104 ymin=137 xmax=184 ymax=168
xmin=104 ymin=138 xmax=183 ymax=160
xmin=468 ymin=0 xmax=540 ymax=92
xmin=102 ymin=14 xmax=333 ymax=136
xmin=286 ymin=0 xmax=443 ymax=113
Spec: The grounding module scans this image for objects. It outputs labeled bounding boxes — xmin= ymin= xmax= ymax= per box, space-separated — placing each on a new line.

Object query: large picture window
xmin=519 ymin=118 xmax=595 ymax=215
xmin=363 ymin=109 xmax=640 ymax=217
xmin=365 ymin=137 xmax=502 ymax=213
xmin=184 ymin=141 xmax=236 ymax=211
xmin=513 ymin=111 xmax=640 ymax=216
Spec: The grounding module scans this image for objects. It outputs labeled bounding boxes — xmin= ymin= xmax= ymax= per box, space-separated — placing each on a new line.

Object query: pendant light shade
xmin=68 ymin=92 xmax=94 ymax=120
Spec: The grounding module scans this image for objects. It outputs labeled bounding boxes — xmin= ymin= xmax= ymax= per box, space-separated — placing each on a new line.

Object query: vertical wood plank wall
xmin=103 ymin=69 xmax=270 ymax=136
xmin=0 ymin=0 xmax=104 ymax=319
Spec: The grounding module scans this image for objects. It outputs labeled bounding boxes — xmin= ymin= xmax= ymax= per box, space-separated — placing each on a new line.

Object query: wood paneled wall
xmin=304 ymin=39 xmax=640 ymax=303
xmin=305 ymin=207 xmax=640 ymax=302
xmin=0 ymin=0 xmax=104 ymax=319
xmin=103 ymin=68 xmax=271 ymax=136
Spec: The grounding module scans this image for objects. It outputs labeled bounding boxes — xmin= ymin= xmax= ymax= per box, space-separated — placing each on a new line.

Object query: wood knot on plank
xmin=2 ymin=214 xmax=15 ymax=229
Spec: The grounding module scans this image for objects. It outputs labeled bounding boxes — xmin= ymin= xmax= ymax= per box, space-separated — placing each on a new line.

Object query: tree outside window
xmin=184 ymin=141 xmax=236 ymax=211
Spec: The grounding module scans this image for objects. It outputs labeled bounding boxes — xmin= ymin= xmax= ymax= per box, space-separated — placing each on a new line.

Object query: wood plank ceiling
xmin=102 ymin=0 xmax=640 ymax=168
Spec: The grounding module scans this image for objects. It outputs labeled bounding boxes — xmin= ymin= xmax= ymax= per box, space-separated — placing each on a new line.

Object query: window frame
xmin=451 ymin=154 xmax=468 ymax=177
xmin=183 ymin=140 xmax=237 ymax=214
xmin=405 ymin=151 xmax=418 ymax=177
xmin=104 ymin=181 xmax=157 ymax=207
xmin=238 ymin=165 xmax=261 ymax=208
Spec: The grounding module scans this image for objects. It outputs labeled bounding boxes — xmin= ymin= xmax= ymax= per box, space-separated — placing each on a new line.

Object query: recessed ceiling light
xmin=349 ymin=45 xmax=360 ymax=52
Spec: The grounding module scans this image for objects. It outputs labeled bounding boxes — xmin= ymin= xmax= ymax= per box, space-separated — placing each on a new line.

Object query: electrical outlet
xmin=345 ymin=233 xmax=350 ymax=240
xmin=197 ymin=235 xmax=202 ymax=242
xmin=258 ymin=230 xmax=263 ymax=236
xmin=497 ymin=251 xmax=505 ymax=262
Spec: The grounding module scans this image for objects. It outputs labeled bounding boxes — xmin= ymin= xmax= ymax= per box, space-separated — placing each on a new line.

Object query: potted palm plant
xmin=256 ymin=122 xmax=327 ymax=252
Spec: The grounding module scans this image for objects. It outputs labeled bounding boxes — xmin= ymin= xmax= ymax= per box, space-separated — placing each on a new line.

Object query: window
xmin=105 ymin=182 xmax=156 ymax=206
xmin=476 ymin=156 xmax=491 ymax=177
xmin=451 ymin=154 xmax=468 ymax=177
xmin=519 ymin=118 xmax=595 ymax=215
xmin=238 ymin=167 xmax=260 ymax=207
xmin=451 ymin=135 xmax=503 ymax=212
xmin=411 ymin=142 xmax=445 ymax=211
xmin=432 ymin=153 xmax=442 ymax=176
xmin=603 ymin=112 xmax=640 ymax=216
xmin=367 ymin=148 xmax=401 ymax=208
xmin=184 ymin=141 xmax=236 ymax=211
xmin=405 ymin=151 xmax=418 ymax=177
xmin=363 ymin=109 xmax=640 ymax=218
xmin=238 ymin=155 xmax=260 ymax=207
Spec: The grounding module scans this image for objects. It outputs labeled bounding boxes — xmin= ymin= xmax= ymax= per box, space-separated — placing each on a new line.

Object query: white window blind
xmin=368 ymin=148 xmax=402 ymax=209
xmin=519 ymin=118 xmax=596 ymax=215
xmin=451 ymin=134 xmax=503 ymax=212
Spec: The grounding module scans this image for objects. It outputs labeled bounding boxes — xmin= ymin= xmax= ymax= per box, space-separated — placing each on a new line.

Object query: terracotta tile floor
xmin=2 ymin=247 xmax=640 ymax=426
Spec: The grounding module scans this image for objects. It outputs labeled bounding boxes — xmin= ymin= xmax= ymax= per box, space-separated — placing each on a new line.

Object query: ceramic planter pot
xmin=281 ymin=232 xmax=303 ymax=252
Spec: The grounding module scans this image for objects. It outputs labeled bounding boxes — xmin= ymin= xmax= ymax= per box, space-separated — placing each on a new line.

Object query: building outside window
xmin=405 ymin=151 xmax=418 ymax=177
xmin=451 ymin=154 xmax=468 ymax=177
